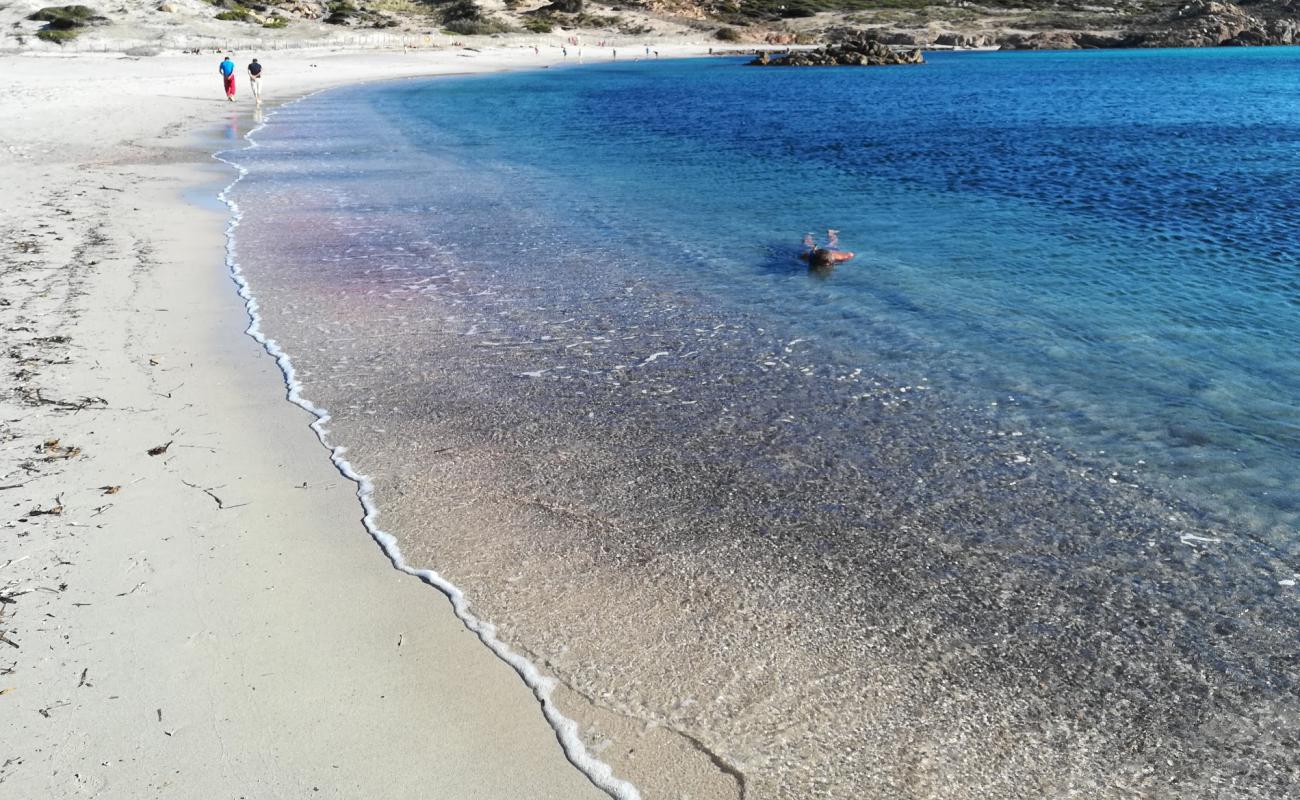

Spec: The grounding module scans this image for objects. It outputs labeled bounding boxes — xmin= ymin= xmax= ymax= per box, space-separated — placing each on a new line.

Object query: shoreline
xmin=214 ymin=92 xmax=642 ymax=799
xmin=0 ymin=44 xmax=699 ymax=797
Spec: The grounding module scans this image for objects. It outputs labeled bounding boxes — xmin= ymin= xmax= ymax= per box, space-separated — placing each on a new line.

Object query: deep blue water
xmin=362 ymin=49 xmax=1300 ymax=538
xmin=228 ymin=49 xmax=1300 ymax=797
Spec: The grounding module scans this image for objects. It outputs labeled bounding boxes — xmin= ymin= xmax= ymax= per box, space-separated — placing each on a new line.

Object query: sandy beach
xmin=9 ymin=39 xmax=1297 ymax=800
xmin=0 ymin=45 xmax=705 ymax=797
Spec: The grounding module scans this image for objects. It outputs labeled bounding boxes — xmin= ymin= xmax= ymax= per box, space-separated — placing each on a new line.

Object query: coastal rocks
xmin=1128 ymin=0 xmax=1296 ymax=47
xmin=1150 ymin=2 xmax=1271 ymax=46
xmin=1074 ymin=32 xmax=1132 ymax=48
xmin=874 ymin=31 xmax=920 ymax=45
xmin=996 ymin=31 xmax=1145 ymax=49
xmin=1269 ymin=17 xmax=1300 ymax=42
xmin=933 ymin=32 xmax=995 ymax=48
xmin=992 ymin=14 xmax=1298 ymax=50
xmin=763 ymin=31 xmax=799 ymax=44
xmin=278 ymin=0 xmax=327 ymax=19
xmin=998 ymin=31 xmax=1085 ymax=50
xmin=748 ymin=38 xmax=924 ymax=67
xmin=533 ymin=0 xmax=582 ymax=13
xmin=156 ymin=2 xmax=176 ymax=11
xmin=1176 ymin=0 xmax=1245 ymax=20
xmin=1222 ymin=28 xmax=1271 ymax=44
xmin=857 ymin=2 xmax=1300 ymax=53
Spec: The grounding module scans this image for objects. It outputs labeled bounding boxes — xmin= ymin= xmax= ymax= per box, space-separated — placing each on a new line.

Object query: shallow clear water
xmin=229 ymin=50 xmax=1300 ymax=799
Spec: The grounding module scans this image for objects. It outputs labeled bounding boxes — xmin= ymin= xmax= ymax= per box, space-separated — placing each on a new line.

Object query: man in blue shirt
xmin=218 ymin=54 xmax=236 ymax=101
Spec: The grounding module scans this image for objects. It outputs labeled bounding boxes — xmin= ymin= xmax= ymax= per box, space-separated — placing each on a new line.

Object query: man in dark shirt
xmin=247 ymin=58 xmax=263 ymax=104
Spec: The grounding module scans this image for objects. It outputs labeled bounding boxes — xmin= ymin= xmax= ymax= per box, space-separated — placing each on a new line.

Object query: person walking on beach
xmin=218 ymin=54 xmax=236 ymax=101
xmin=247 ymin=57 xmax=263 ymax=104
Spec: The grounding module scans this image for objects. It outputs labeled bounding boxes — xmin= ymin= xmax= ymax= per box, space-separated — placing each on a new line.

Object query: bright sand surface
xmin=0 ymin=45 xmax=704 ymax=797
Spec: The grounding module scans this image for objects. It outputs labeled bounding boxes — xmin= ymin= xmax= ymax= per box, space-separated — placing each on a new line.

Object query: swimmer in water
xmin=799 ymin=230 xmax=855 ymax=270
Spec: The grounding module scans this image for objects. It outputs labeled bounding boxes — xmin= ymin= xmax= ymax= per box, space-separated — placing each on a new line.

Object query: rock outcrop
xmin=532 ymin=0 xmax=583 ymax=14
xmin=818 ymin=0 xmax=1300 ymax=53
xmin=748 ymin=37 xmax=924 ymax=66
xmin=986 ymin=1 xmax=1300 ymax=49
xmin=933 ymin=32 xmax=996 ymax=48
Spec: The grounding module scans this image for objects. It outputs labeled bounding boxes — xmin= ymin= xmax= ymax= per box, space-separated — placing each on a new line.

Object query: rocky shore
xmin=865 ymin=1 xmax=1300 ymax=50
xmin=748 ymin=37 xmax=923 ymax=66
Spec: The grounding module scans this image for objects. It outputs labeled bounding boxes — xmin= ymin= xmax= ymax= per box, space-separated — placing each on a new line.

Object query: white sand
xmin=0 ymin=44 xmax=704 ymax=797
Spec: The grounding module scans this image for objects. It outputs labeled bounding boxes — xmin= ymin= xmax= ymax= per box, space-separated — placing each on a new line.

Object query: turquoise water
xmin=369 ymin=49 xmax=1299 ymax=538
xmin=228 ymin=50 xmax=1300 ymax=799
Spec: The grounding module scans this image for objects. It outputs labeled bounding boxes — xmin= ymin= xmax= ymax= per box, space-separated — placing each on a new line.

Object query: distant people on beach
xmin=218 ymin=54 xmax=236 ymax=101
xmin=247 ymin=57 xmax=263 ymax=104
xmin=800 ymin=230 xmax=855 ymax=272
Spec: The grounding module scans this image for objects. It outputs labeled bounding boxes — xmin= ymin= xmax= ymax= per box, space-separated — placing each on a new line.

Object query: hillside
xmin=3 ymin=0 xmax=1298 ymax=55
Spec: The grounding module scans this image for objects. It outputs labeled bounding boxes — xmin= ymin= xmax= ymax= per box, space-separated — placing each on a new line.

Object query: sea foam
xmin=214 ymin=95 xmax=640 ymax=800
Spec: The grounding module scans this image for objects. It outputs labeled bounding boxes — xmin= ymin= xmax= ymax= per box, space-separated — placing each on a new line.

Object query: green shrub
xmin=36 ymin=26 xmax=82 ymax=43
xmin=28 ymin=5 xmax=104 ymax=43
xmin=27 ymin=5 xmax=98 ymax=22
xmin=715 ymin=26 xmax=743 ymax=40
xmin=262 ymin=15 xmax=288 ymax=26
xmin=438 ymin=0 xmax=514 ymax=33
xmin=215 ymin=7 xmax=252 ymax=20
xmin=567 ymin=11 xmax=616 ymax=25
xmin=522 ymin=15 xmax=553 ymax=32
xmin=442 ymin=16 xmax=514 ymax=33
xmin=325 ymin=1 xmax=355 ymax=22
xmin=440 ymin=0 xmax=480 ymax=21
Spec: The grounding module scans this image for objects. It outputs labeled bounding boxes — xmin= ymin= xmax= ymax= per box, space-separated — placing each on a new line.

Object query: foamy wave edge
xmin=213 ymin=93 xmax=641 ymax=800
